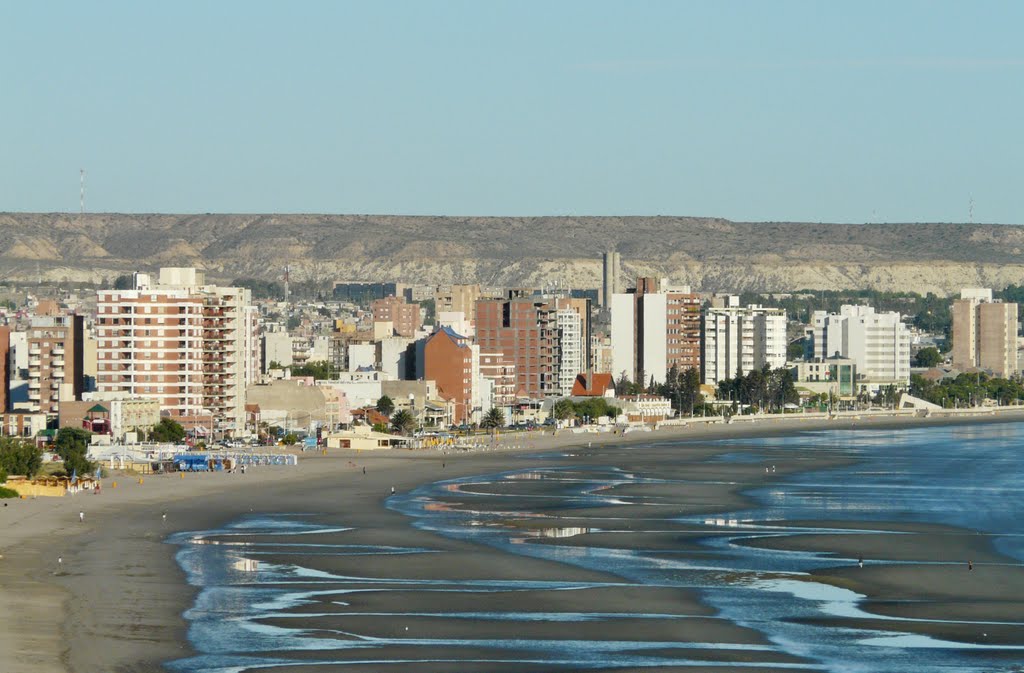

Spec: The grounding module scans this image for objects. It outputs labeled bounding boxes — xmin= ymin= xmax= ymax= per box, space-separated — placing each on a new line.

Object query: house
xmin=570 ymin=373 xmax=615 ymax=398
xmin=325 ymin=425 xmax=411 ymax=450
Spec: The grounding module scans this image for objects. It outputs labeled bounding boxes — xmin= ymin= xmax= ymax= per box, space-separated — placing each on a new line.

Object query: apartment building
xmin=810 ymin=305 xmax=910 ymax=389
xmin=476 ymin=295 xmax=588 ymax=399
xmin=951 ymin=288 xmax=1018 ymax=378
xmin=95 ymin=268 xmax=258 ymax=437
xmin=26 ymin=315 xmax=85 ymax=414
xmin=479 ymin=350 xmax=516 ymax=411
xmin=423 ymin=327 xmax=476 ymax=424
xmin=702 ymin=298 xmax=787 ymax=386
xmin=371 ymin=295 xmax=420 ymax=337
xmin=435 ymin=284 xmax=481 ymax=327
xmin=611 ymin=278 xmax=701 ymax=386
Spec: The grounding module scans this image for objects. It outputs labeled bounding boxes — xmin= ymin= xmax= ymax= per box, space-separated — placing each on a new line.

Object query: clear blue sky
xmin=3 ymin=1 xmax=1022 ymax=222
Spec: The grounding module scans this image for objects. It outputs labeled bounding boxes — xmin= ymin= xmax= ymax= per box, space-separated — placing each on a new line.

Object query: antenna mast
xmin=80 ymin=169 xmax=86 ymax=214
xmin=969 ymin=194 xmax=974 ymax=224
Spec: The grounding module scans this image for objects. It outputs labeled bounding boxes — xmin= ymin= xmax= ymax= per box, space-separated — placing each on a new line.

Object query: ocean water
xmin=168 ymin=422 xmax=1024 ymax=672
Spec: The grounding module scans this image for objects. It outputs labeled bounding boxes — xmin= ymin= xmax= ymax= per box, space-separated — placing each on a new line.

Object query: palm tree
xmin=390 ymin=409 xmax=415 ymax=435
xmin=481 ymin=407 xmax=505 ymax=432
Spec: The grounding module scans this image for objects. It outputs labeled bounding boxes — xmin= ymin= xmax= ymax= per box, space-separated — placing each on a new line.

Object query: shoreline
xmin=3 ymin=409 xmax=1024 ymax=672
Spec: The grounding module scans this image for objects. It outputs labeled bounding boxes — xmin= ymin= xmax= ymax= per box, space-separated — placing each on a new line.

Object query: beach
xmin=3 ymin=409 xmax=1024 ymax=673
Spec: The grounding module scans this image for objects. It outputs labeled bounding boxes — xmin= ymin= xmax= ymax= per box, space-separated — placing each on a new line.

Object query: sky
xmin=2 ymin=1 xmax=1023 ymax=223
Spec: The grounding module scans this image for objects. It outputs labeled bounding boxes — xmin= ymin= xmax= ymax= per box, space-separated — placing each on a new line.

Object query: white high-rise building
xmin=702 ymin=301 xmax=787 ymax=386
xmin=555 ymin=307 xmax=583 ymax=396
xmin=96 ymin=268 xmax=259 ymax=437
xmin=810 ymin=305 xmax=910 ymax=389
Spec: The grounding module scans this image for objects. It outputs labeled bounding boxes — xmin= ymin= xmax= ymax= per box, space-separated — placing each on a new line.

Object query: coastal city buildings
xmin=95 ymin=268 xmax=258 ymax=437
xmin=951 ymin=288 xmax=1019 ymax=378
xmin=810 ymin=305 xmax=911 ymax=389
xmin=702 ymin=297 xmax=787 ymax=386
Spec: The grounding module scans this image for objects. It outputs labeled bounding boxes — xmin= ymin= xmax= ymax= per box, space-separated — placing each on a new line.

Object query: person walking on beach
xmin=79 ymin=510 xmax=84 ymax=523
xmin=969 ymin=559 xmax=973 ymax=571
xmin=391 ymin=486 xmax=396 ymax=495
xmin=362 ymin=466 xmax=366 ymax=475
xmin=162 ymin=511 xmax=167 ymax=524
xmin=858 ymin=555 xmax=864 ymax=569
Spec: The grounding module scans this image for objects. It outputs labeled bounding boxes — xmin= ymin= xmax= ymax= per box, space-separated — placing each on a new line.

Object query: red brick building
xmin=423 ymin=327 xmax=473 ymax=424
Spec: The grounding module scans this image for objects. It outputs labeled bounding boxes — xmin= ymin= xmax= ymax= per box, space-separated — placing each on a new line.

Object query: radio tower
xmin=969 ymin=194 xmax=974 ymax=224
xmin=79 ymin=169 xmax=86 ymax=214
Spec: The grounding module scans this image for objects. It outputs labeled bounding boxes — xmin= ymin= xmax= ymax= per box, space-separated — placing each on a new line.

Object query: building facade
xmin=611 ymin=278 xmax=701 ymax=387
xmin=423 ymin=327 xmax=475 ymax=424
xmin=95 ymin=268 xmax=258 ymax=437
xmin=371 ymin=295 xmax=420 ymax=338
xmin=26 ymin=315 xmax=85 ymax=414
xmin=810 ymin=305 xmax=910 ymax=389
xmin=476 ymin=295 xmax=587 ymax=399
xmin=702 ymin=300 xmax=787 ymax=386
xmin=951 ymin=288 xmax=1018 ymax=378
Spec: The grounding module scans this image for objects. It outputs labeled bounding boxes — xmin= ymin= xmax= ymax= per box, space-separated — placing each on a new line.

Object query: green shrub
xmin=0 ymin=486 xmax=19 ymax=499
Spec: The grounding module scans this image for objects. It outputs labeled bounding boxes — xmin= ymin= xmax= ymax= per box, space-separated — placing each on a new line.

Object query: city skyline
xmin=3 ymin=1 xmax=1023 ymax=223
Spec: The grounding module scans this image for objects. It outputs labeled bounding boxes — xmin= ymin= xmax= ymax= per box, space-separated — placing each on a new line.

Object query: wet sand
xmin=2 ymin=409 xmax=1024 ymax=673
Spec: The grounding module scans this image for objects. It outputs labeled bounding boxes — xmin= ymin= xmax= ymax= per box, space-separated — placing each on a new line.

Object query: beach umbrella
xmin=70 ymin=469 xmax=78 ymax=485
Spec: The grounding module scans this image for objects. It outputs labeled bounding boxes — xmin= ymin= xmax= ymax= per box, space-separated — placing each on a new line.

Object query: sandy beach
xmin=3 ymin=409 xmax=1024 ymax=673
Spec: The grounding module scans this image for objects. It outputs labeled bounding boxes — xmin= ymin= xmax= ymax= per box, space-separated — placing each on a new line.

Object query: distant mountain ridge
xmin=2 ymin=212 xmax=1024 ymax=296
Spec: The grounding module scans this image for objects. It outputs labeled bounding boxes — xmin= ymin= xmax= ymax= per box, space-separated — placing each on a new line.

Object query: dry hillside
xmin=2 ymin=212 xmax=1024 ymax=295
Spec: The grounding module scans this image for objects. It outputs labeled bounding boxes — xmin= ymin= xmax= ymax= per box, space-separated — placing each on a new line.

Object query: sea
xmin=166 ymin=422 xmax=1024 ymax=673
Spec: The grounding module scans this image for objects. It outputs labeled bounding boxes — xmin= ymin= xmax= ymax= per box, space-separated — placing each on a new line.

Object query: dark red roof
xmin=571 ymin=373 xmax=614 ymax=397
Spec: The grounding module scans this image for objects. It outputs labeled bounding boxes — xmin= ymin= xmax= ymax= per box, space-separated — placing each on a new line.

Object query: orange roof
xmin=571 ymin=373 xmax=614 ymax=397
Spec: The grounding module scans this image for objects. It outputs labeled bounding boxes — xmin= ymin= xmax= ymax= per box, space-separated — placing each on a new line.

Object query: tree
xmin=390 ymin=409 xmax=416 ymax=435
xmin=291 ymin=360 xmax=332 ymax=380
xmin=0 ymin=437 xmax=43 ymax=479
xmin=552 ymin=399 xmax=576 ymax=422
xmin=113 ymin=274 xmax=134 ymax=290
xmin=376 ymin=395 xmax=395 ymax=416
xmin=150 ymin=417 xmax=186 ymax=443
xmin=282 ymin=433 xmax=299 ymax=446
xmin=914 ymin=346 xmax=942 ymax=368
xmin=54 ymin=427 xmax=96 ymax=476
xmin=481 ymin=407 xmax=505 ymax=430
xmin=787 ymin=339 xmax=807 ymax=361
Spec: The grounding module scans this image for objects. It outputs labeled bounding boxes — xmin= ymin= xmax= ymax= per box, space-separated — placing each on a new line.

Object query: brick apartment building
xmin=95 ymin=268 xmax=258 ymax=437
xmin=26 ymin=315 xmax=85 ymax=414
xmin=423 ymin=326 xmax=474 ymax=424
xmin=475 ymin=296 xmax=587 ymax=399
xmin=371 ymin=295 xmax=420 ymax=338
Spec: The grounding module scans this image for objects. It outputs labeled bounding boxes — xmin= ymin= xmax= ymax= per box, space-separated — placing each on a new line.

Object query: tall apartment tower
xmin=96 ymin=268 xmax=258 ymax=437
xmin=810 ymin=305 xmax=910 ymax=388
xmin=951 ymin=288 xmax=1018 ymax=378
xmin=610 ymin=278 xmax=702 ymax=386
xmin=702 ymin=298 xmax=787 ymax=386
xmin=26 ymin=315 xmax=85 ymax=414
xmin=475 ymin=296 xmax=587 ymax=398
xmin=602 ymin=251 xmax=620 ymax=307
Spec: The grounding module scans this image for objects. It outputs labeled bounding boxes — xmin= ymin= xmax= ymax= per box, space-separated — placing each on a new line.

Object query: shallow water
xmin=169 ymin=423 xmax=1024 ymax=672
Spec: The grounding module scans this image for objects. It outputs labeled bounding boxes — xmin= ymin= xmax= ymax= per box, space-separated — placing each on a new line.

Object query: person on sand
xmin=79 ymin=511 xmax=84 ymax=523
xmin=391 ymin=486 xmax=396 ymax=495
xmin=969 ymin=559 xmax=973 ymax=571
xmin=858 ymin=555 xmax=864 ymax=568
xmin=362 ymin=466 xmax=366 ymax=475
